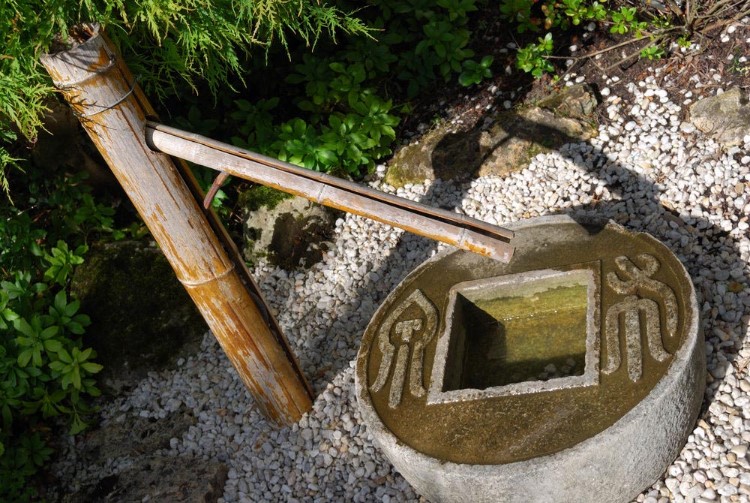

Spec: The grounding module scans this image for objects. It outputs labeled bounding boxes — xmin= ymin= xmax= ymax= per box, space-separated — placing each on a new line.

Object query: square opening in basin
xmin=430 ymin=267 xmax=599 ymax=402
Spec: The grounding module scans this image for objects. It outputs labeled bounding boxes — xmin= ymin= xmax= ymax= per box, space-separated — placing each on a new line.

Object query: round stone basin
xmin=355 ymin=215 xmax=704 ymax=503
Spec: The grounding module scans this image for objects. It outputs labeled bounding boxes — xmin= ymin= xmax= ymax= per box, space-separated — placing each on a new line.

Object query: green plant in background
xmin=220 ymin=0 xmax=483 ymax=186
xmin=0 ymin=0 xmax=371 ymax=198
xmin=639 ymin=45 xmax=665 ymax=60
xmin=500 ymin=0 xmax=701 ymax=78
xmin=610 ymin=6 xmax=646 ymax=34
xmin=416 ymin=19 xmax=474 ymax=80
xmin=728 ymin=50 xmax=750 ymax=76
xmin=500 ymin=0 xmax=538 ymax=32
xmin=568 ymin=0 xmax=608 ymax=25
xmin=0 ymin=161 xmax=132 ymax=499
xmin=676 ymin=35 xmax=692 ymax=48
xmin=459 ymin=56 xmax=494 ymax=86
xmin=517 ymin=33 xmax=556 ymax=78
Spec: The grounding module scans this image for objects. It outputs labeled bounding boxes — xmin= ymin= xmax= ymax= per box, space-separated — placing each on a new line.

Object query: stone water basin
xmin=355 ymin=215 xmax=704 ymax=503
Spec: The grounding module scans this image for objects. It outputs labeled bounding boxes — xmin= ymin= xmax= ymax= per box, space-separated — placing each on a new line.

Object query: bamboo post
xmin=41 ymin=25 xmax=313 ymax=426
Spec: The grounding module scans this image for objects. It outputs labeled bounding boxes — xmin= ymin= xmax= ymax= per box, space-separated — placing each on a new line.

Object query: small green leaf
xmin=79 ymin=347 xmax=93 ymax=361
xmin=49 ymin=361 xmax=66 ymax=372
xmin=69 ymin=415 xmax=88 ymax=435
xmin=18 ymin=349 xmax=33 ymax=367
xmin=41 ymin=326 xmax=59 ymax=339
xmin=81 ymin=362 xmax=103 ymax=374
xmin=57 ymin=348 xmax=72 ymax=364
xmin=54 ymin=290 xmax=67 ymax=312
xmin=44 ymin=339 xmax=63 ymax=353
xmin=72 ymin=367 xmax=81 ymax=390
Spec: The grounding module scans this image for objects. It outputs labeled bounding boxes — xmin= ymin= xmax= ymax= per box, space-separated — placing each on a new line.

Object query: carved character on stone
xmin=371 ymin=289 xmax=438 ymax=408
xmin=603 ymin=254 xmax=678 ymax=382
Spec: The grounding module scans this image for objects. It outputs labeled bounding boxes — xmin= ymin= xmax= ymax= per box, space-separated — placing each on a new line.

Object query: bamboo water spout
xmin=144 ymin=123 xmax=515 ymax=262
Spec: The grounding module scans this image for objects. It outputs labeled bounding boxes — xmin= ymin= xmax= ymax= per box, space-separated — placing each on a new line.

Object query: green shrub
xmin=459 ymin=56 xmax=495 ymax=87
xmin=0 ymin=0 xmax=372 ymax=198
xmin=217 ymin=0 xmax=490 ymax=185
xmin=0 ymin=165 xmax=131 ymax=500
xmin=499 ymin=0 xmax=680 ymax=78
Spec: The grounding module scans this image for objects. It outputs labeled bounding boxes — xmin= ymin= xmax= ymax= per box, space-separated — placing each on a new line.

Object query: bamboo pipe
xmin=41 ymin=25 xmax=313 ymax=426
xmin=145 ymin=123 xmax=515 ymax=263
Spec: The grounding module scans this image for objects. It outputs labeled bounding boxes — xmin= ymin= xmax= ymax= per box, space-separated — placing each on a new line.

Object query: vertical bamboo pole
xmin=41 ymin=25 xmax=313 ymax=426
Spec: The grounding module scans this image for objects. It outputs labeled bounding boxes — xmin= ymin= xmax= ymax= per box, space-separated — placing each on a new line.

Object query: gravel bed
xmin=55 ymin=50 xmax=750 ymax=503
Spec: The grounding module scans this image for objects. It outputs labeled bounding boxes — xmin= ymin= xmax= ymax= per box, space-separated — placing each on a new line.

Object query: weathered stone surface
xmin=478 ymin=105 xmax=597 ymax=178
xmin=536 ymin=83 xmax=599 ymax=120
xmin=63 ymin=409 xmax=227 ymax=503
xmin=66 ymin=455 xmax=228 ymax=503
xmin=31 ymin=99 xmax=117 ymax=188
xmin=384 ymin=85 xmax=599 ymax=187
xmin=243 ymin=193 xmax=341 ymax=270
xmin=71 ymin=241 xmax=207 ymax=392
xmin=689 ymin=87 xmax=750 ymax=147
xmin=356 ymin=215 xmax=704 ymax=503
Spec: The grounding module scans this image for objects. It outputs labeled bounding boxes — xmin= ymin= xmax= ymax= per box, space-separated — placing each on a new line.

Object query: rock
xmin=31 ymin=98 xmax=118 ymax=189
xmin=61 ymin=407 xmax=225 ymax=503
xmin=385 ymin=85 xmax=598 ymax=187
xmin=384 ymin=125 xmax=473 ymax=187
xmin=242 ymin=188 xmax=341 ymax=270
xmin=478 ymin=106 xmax=597 ymax=178
xmin=356 ymin=216 xmax=704 ymax=503
xmin=71 ymin=241 xmax=207 ymax=392
xmin=536 ymin=83 xmax=600 ymax=120
xmin=689 ymin=87 xmax=750 ymax=147
xmin=66 ymin=455 xmax=227 ymax=503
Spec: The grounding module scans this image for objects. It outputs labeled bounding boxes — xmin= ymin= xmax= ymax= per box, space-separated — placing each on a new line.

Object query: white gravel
xmin=55 ymin=70 xmax=750 ymax=502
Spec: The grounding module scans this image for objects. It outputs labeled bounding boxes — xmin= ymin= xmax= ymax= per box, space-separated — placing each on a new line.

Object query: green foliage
xmin=459 ymin=56 xmax=494 ymax=87
xmin=500 ymin=0 xmax=538 ymax=33
xmin=0 ymin=0 xmax=372 ymax=198
xmin=502 ymin=0 xmax=681 ymax=78
xmin=416 ymin=19 xmax=474 ymax=80
xmin=44 ymin=241 xmax=88 ymax=287
xmin=559 ymin=0 xmax=607 ymax=27
xmin=611 ymin=7 xmax=646 ymax=35
xmin=728 ymin=50 xmax=750 ymax=76
xmin=0 ymin=164 xmax=123 ymax=499
xmin=676 ymin=35 xmax=692 ymax=48
xmin=640 ymin=45 xmax=665 ymax=60
xmin=517 ymin=33 xmax=555 ymax=78
xmin=221 ymin=0 xmax=486 ymax=183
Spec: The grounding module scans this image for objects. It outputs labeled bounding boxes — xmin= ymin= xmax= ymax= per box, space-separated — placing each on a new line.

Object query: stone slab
xmin=384 ymin=85 xmax=599 ymax=188
xmin=689 ymin=87 xmax=750 ymax=147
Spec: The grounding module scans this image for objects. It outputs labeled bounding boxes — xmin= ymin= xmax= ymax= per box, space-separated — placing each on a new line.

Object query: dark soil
xmin=398 ymin=4 xmax=750 ymax=142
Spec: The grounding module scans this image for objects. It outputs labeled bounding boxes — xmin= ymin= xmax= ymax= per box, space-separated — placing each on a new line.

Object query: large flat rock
xmin=689 ymin=87 xmax=750 ymax=147
xmin=384 ymin=85 xmax=599 ymax=187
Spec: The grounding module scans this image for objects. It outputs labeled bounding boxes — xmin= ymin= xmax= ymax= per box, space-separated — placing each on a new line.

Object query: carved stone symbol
xmin=371 ymin=289 xmax=437 ymax=408
xmin=604 ymin=254 xmax=677 ymax=382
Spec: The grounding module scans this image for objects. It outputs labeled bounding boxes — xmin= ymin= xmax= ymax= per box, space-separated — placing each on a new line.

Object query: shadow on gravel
xmin=312 ymin=109 xmax=749 ymax=420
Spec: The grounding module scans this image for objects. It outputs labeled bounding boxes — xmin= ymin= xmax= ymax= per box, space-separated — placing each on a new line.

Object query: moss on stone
xmin=238 ymin=185 xmax=292 ymax=212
